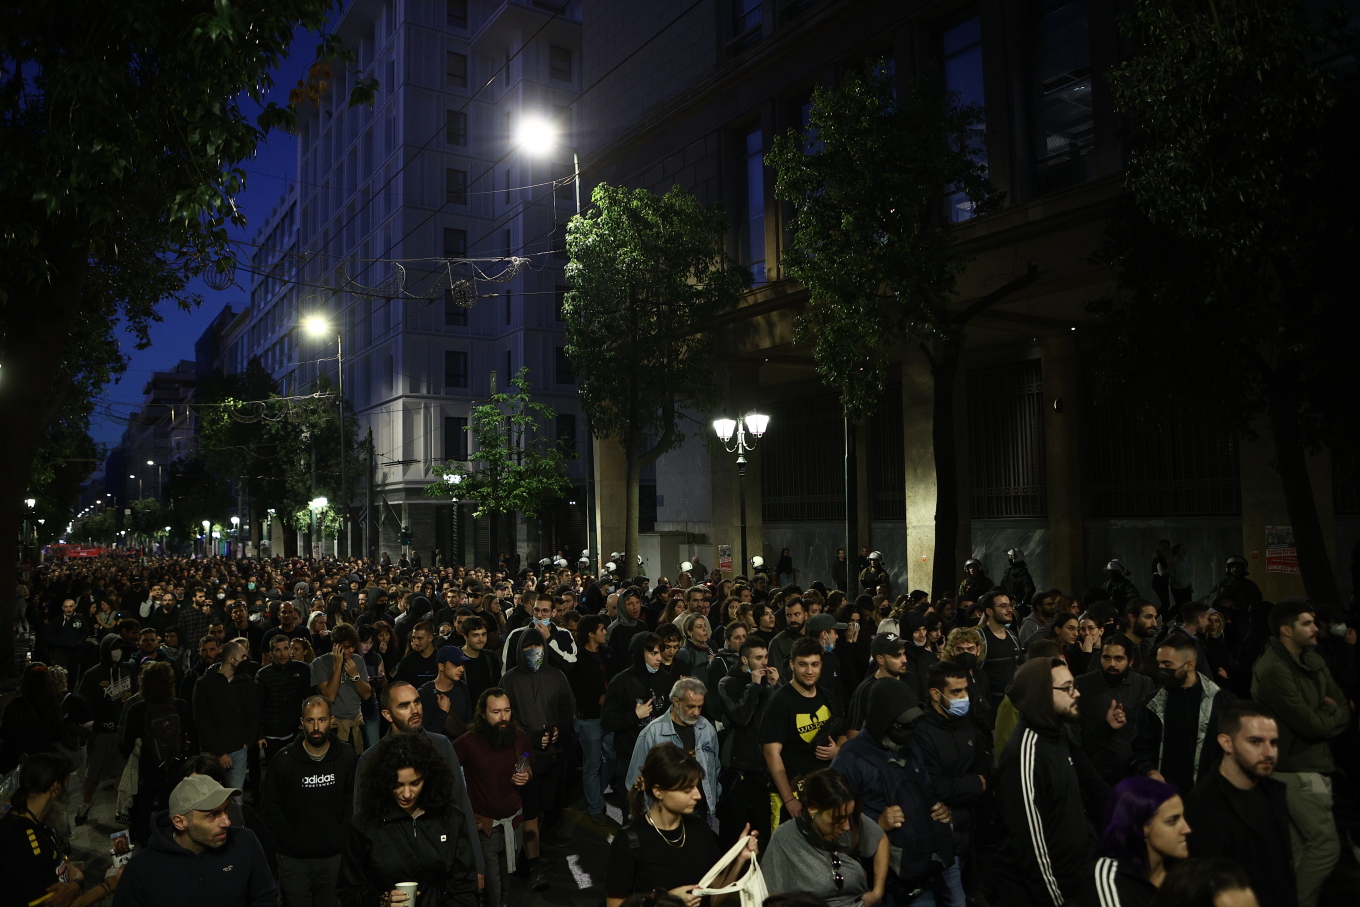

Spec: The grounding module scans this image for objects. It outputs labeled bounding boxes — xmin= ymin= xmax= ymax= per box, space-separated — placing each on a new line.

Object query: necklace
xmin=645 ymin=808 xmax=686 ymax=848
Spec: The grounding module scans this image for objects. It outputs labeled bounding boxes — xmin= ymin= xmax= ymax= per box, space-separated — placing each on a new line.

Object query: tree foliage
xmin=424 ymin=368 xmax=572 ymax=521
xmin=1093 ymin=0 xmax=1359 ymax=603
xmin=564 ymin=183 xmax=750 ymax=566
xmin=767 ymin=60 xmax=1002 ymax=422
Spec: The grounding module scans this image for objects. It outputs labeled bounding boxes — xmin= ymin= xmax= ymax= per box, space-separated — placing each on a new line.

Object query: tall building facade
xmin=227 ymin=0 xmax=587 ymax=561
xmin=578 ymin=0 xmax=1357 ymax=604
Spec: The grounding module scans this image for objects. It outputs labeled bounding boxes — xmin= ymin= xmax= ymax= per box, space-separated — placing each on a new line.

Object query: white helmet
xmin=680 ymin=561 xmax=693 ymax=573
xmin=604 ymin=561 xmax=617 ymax=574
xmin=552 ymin=556 xmax=568 ymax=568
xmin=751 ymin=555 xmax=764 ymax=568
xmin=1106 ymin=559 xmax=1127 ymax=576
xmin=869 ymin=551 xmax=882 ymax=561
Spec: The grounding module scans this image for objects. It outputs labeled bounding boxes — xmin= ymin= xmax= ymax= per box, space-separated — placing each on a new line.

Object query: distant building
xmin=220 ymin=0 xmax=587 ymax=563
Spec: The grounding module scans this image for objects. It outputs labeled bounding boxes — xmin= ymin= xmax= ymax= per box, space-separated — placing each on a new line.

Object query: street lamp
xmin=309 ymin=496 xmax=328 ymax=560
xmin=201 ymin=519 xmax=211 ymax=558
xmin=147 ymin=459 xmax=162 ymax=501
xmin=713 ymin=411 xmax=769 ymax=578
xmin=130 ymin=473 xmax=142 ymax=499
xmin=303 ymin=314 xmax=347 ymax=556
xmin=518 ymin=115 xmax=581 ymax=216
xmin=230 ymin=515 xmax=241 ymax=558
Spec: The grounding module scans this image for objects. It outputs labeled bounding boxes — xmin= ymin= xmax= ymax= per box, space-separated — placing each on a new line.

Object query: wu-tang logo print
xmin=797 ymin=705 xmax=831 ymax=742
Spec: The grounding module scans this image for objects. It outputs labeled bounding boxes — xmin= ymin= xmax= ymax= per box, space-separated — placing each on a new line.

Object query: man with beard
xmin=716 ymin=637 xmax=778 ymax=849
xmin=1073 ymin=635 xmax=1155 ymax=785
xmin=1132 ymin=633 xmax=1235 ymax=793
xmin=994 ymin=657 xmax=1100 ymax=907
xmin=766 ymin=596 xmax=808 ymax=680
xmin=1185 ymin=703 xmax=1296 ymax=907
xmin=847 ymin=632 xmax=915 ymax=738
xmin=978 ymin=591 xmax=1022 ymax=708
xmin=352 ymin=681 xmax=485 ymax=879
xmin=832 ymin=678 xmax=955 ymax=905
xmin=260 ymin=602 xmax=309 ymax=658
xmin=1122 ymin=599 xmax=1161 ymax=670
xmin=260 ymin=696 xmax=357 ymax=907
xmin=453 ymin=689 xmax=534 ymax=907
xmin=113 ymin=775 xmax=277 ymax=907
xmin=624 ymin=677 xmax=720 ymax=822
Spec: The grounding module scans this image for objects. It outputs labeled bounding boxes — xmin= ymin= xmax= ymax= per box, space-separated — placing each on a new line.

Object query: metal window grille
xmin=761 ymin=394 xmax=846 ymax=522
xmin=868 ymin=384 xmax=905 ymax=521
xmin=1085 ymin=395 xmax=1240 ymax=517
xmin=969 ymin=360 xmax=1048 ymax=518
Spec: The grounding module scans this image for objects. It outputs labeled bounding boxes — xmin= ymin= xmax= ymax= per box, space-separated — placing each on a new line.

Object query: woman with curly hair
xmin=290 ymin=637 xmax=317 ymax=665
xmin=338 ymin=732 xmax=479 ymax=907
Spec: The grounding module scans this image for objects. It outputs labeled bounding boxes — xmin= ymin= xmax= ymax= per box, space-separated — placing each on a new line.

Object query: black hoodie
xmin=600 ymin=633 xmax=669 ymax=763
xmin=994 ymin=659 xmax=1097 ymax=907
xmin=260 ymin=733 xmax=358 ymax=858
xmin=77 ymin=635 xmax=136 ymax=733
xmin=112 ymin=811 xmax=277 ymax=907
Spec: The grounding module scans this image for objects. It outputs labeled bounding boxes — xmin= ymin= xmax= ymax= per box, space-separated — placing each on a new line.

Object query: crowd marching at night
xmin=1 ymin=546 xmax=1356 ymax=907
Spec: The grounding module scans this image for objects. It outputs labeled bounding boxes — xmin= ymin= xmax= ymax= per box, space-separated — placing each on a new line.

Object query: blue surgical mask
xmin=523 ymin=648 xmax=544 ymax=672
xmin=247 ymin=582 xmax=256 ymax=591
xmin=946 ymin=697 xmax=971 ymax=718
xmin=535 ymin=617 xmax=552 ymax=628
xmin=645 ymin=661 xmax=659 ymax=674
xmin=824 ymin=643 xmax=834 ymax=653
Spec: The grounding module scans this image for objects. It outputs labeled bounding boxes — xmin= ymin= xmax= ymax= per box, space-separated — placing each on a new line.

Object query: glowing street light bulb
xmin=303 ymin=315 xmax=330 ymax=337
xmin=516 ymin=117 xmax=555 ymax=155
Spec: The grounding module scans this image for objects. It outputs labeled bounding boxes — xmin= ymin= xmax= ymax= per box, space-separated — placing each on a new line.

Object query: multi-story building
xmin=579 ymin=0 xmax=1357 ymax=604
xmin=224 ymin=0 xmax=587 ymax=562
xmin=104 ymin=359 xmax=197 ymax=528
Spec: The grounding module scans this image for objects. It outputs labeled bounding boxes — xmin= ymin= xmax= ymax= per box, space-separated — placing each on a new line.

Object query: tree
xmin=766 ymin=60 xmax=1022 ymax=597
xmin=1093 ymin=0 xmax=1359 ymax=604
xmin=564 ymin=184 xmax=750 ymax=571
xmin=424 ymin=368 xmax=572 ymax=567
xmin=0 ymin=0 xmax=374 ymax=672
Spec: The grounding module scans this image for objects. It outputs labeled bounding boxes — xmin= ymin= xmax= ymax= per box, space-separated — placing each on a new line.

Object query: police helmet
xmin=1007 ymin=548 xmax=1024 ymax=562
xmin=1106 ymin=559 xmax=1127 ymax=576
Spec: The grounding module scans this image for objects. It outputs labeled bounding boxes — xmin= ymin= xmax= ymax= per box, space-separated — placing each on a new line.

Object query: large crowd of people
xmin=1 ymin=545 xmax=1356 ymax=907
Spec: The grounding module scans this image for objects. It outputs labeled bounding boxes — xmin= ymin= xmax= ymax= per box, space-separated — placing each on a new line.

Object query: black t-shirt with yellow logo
xmin=758 ymin=683 xmax=841 ymax=782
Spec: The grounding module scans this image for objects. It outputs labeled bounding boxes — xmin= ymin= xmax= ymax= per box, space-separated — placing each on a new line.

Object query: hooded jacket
xmin=1250 ymin=636 xmax=1350 ymax=773
xmin=254 ymin=659 xmax=313 ymax=739
xmin=717 ymin=659 xmax=776 ymax=770
xmin=912 ymin=706 xmax=986 ymax=845
xmin=192 ymin=664 xmax=260 ymax=757
xmin=1079 ymin=857 xmax=1158 ymax=907
xmin=994 ymin=659 xmax=1097 ymax=907
xmin=831 ymin=681 xmax=953 ymax=884
xmin=261 ymin=733 xmax=358 ymax=859
xmin=500 ymin=661 xmax=575 ymax=757
xmin=601 ymin=633 xmax=670 ymax=737
xmin=111 ymin=812 xmax=277 ymax=907
xmin=78 ymin=635 xmax=137 ymax=733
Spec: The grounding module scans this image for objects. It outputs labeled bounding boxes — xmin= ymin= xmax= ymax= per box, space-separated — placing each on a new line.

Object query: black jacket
xmin=1183 ymin=770 xmax=1297 ymax=907
xmin=996 ymin=719 xmax=1096 ymax=907
xmin=568 ymin=646 xmax=611 ymax=720
xmin=1073 ymin=668 xmax=1155 ymax=784
xmin=192 ymin=665 xmax=260 ymax=756
xmin=1131 ymin=675 xmax=1234 ymax=789
xmin=912 ymin=709 xmax=986 ymax=845
xmin=255 ymin=660 xmax=314 ymax=739
xmin=717 ymin=661 xmax=775 ymax=771
xmin=261 ymin=734 xmax=358 ymax=859
xmin=337 ymin=805 xmax=478 ymax=907
xmin=77 ymin=636 xmax=136 ymax=733
xmin=1079 ymin=857 xmax=1157 ymax=907
xmin=112 ymin=812 xmax=276 ymax=907
xmin=601 ymin=635 xmax=670 ymax=765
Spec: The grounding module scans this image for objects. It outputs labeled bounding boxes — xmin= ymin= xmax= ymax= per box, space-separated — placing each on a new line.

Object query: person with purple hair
xmin=1082 ymin=776 xmax=1191 ymax=907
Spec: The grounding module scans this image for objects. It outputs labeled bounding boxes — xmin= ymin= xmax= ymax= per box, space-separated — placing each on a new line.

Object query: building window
xmin=733 ymin=0 xmax=762 ymax=46
xmin=742 ymin=127 xmax=766 ymax=285
xmin=444 ymin=288 xmax=468 ymax=326
xmin=556 ymin=413 xmax=577 ymax=454
xmin=446 ymin=168 xmax=468 ymax=205
xmin=443 ymin=228 xmax=467 ymax=257
xmin=504 ymin=291 xmax=512 ymax=326
xmin=444 ymin=416 xmax=469 ymax=459
xmin=555 ymin=347 xmax=576 ymax=384
xmin=446 ymin=52 xmax=468 ymax=88
xmin=761 ymin=394 xmax=845 ymax=521
xmin=446 ymin=0 xmax=468 ymax=29
xmin=549 ymin=45 xmax=573 ymax=82
xmin=968 ymin=360 xmax=1047 ymax=518
xmin=445 ymin=110 xmax=467 ymax=146
xmin=944 ymin=16 xmax=987 ymax=222
xmin=444 ymin=350 xmax=468 ymax=388
xmin=555 ymin=284 xmax=569 ymax=321
xmin=1034 ymin=0 xmax=1095 ymax=193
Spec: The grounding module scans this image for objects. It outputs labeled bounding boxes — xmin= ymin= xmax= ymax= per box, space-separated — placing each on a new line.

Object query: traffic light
xmin=400 ymin=525 xmax=412 ymax=546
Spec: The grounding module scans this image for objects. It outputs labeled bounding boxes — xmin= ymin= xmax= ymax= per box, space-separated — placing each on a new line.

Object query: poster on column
xmin=1265 ymin=526 xmax=1299 ymax=574
xmin=718 ymin=544 xmax=732 ymax=574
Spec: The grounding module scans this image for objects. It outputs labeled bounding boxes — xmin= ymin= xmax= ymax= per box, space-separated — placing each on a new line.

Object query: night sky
xmin=89 ymin=30 xmax=316 ymax=453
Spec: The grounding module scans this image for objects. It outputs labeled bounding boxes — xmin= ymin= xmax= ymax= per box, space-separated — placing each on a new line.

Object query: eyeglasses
xmin=1052 ymin=683 xmax=1077 ymax=695
xmin=831 ymin=851 xmax=844 ymax=891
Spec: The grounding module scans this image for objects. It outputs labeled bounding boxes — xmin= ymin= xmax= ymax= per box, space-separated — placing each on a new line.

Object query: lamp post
xmin=230 ymin=515 xmax=241 ymax=559
xmin=712 ymin=412 xmax=769 ymax=578
xmin=201 ymin=519 xmax=211 ymax=558
xmin=309 ymin=497 xmax=328 ymax=560
xmin=147 ymin=459 xmax=162 ymax=501
xmin=304 ymin=315 xmax=346 ymax=556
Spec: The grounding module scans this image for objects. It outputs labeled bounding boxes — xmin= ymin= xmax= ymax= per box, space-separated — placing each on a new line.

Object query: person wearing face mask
xmin=75 ymin=634 xmax=137 ymax=825
xmin=624 ymin=677 xmax=720 ymax=826
xmin=994 ymin=657 xmax=1102 ymax=907
xmin=830 ymin=681 xmax=953 ymax=906
xmin=1073 ymin=635 xmax=1155 ymax=786
xmin=1132 ymin=634 xmax=1235 ymax=796
xmin=912 ymin=662 xmax=986 ymax=907
xmin=806 ymin=612 xmax=850 ymax=707
xmin=499 ymin=634 xmax=575 ymax=874
xmin=500 ymin=593 xmax=578 ymax=673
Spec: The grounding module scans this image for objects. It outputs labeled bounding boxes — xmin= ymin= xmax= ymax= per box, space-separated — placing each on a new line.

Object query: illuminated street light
xmin=712 ymin=411 xmax=770 ymax=577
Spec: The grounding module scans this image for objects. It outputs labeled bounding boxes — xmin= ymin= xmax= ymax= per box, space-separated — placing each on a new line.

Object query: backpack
xmin=144 ymin=702 xmax=184 ymax=772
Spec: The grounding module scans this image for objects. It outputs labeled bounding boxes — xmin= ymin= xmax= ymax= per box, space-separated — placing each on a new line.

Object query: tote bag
xmin=692 ymin=835 xmax=767 ymax=907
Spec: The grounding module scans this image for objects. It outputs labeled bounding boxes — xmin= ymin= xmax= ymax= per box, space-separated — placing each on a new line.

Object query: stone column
xmin=593 ymin=436 xmax=627 ymax=568
xmin=1041 ymin=332 xmax=1085 ymax=595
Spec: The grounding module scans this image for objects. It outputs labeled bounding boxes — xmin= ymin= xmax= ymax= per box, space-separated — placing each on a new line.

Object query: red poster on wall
xmin=1265 ymin=526 xmax=1299 ymax=574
